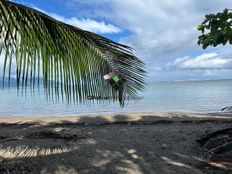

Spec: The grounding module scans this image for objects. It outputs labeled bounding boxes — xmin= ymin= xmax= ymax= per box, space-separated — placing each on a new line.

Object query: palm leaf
xmin=0 ymin=0 xmax=147 ymax=106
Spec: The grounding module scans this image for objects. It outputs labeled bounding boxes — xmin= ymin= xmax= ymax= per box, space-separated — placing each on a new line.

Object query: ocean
xmin=0 ymin=79 xmax=231 ymax=116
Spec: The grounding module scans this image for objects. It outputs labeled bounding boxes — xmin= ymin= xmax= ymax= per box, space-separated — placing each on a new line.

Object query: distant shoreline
xmin=0 ymin=78 xmax=232 ymax=87
xmin=153 ymin=78 xmax=232 ymax=83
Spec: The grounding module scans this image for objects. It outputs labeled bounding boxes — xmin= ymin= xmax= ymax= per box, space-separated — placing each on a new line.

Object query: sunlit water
xmin=0 ymin=79 xmax=232 ymax=116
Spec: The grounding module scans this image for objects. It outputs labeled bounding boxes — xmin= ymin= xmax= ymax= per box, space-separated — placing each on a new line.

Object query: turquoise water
xmin=0 ymin=79 xmax=232 ymax=116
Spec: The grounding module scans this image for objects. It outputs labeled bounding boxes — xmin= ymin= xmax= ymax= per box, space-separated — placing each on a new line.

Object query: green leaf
xmin=198 ymin=8 xmax=232 ymax=49
xmin=0 ymin=0 xmax=147 ymax=106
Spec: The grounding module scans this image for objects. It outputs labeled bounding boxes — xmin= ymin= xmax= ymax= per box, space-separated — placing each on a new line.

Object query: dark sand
xmin=0 ymin=112 xmax=231 ymax=174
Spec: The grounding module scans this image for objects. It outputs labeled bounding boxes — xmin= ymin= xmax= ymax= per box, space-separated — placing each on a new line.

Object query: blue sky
xmin=4 ymin=0 xmax=232 ymax=82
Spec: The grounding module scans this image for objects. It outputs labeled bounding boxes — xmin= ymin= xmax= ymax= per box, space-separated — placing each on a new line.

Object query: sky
xmin=3 ymin=0 xmax=232 ymax=82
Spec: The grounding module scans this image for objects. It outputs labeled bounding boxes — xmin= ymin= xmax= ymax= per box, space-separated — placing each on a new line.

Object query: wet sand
xmin=0 ymin=112 xmax=231 ymax=174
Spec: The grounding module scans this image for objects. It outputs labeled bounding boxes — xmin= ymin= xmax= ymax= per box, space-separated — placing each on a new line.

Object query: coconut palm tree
xmin=0 ymin=0 xmax=146 ymax=106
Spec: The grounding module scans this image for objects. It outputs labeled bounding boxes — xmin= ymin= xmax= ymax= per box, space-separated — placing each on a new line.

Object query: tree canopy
xmin=0 ymin=0 xmax=147 ymax=106
xmin=198 ymin=8 xmax=232 ymax=49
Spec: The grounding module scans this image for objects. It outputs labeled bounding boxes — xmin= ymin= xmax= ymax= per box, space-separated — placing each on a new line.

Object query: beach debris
xmin=198 ymin=155 xmax=232 ymax=171
xmin=196 ymin=128 xmax=232 ymax=147
xmin=196 ymin=128 xmax=232 ymax=170
xmin=221 ymin=106 xmax=232 ymax=113
xmin=103 ymin=71 xmax=126 ymax=90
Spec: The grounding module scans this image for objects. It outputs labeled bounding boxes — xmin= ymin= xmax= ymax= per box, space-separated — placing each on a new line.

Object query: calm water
xmin=0 ymin=80 xmax=231 ymax=116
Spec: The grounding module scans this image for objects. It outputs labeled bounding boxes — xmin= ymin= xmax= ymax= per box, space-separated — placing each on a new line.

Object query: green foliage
xmin=198 ymin=8 xmax=232 ymax=49
xmin=0 ymin=0 xmax=147 ymax=106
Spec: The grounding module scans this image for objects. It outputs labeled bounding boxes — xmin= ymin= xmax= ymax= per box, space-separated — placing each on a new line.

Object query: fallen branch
xmin=196 ymin=128 xmax=232 ymax=147
xmin=208 ymin=141 xmax=232 ymax=155
xmin=221 ymin=106 xmax=232 ymax=112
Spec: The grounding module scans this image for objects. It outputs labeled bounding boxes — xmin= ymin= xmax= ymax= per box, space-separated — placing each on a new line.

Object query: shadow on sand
xmin=0 ymin=113 xmax=231 ymax=174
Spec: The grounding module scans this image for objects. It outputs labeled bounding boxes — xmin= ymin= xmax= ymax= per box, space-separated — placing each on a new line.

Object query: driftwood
xmin=196 ymin=128 xmax=232 ymax=154
xmin=221 ymin=106 xmax=232 ymax=112
xmin=196 ymin=127 xmax=232 ymax=170
xmin=207 ymin=141 xmax=232 ymax=154
xmin=196 ymin=128 xmax=232 ymax=147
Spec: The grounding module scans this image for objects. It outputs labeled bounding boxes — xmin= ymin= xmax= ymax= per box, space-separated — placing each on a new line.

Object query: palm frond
xmin=0 ymin=0 xmax=147 ymax=106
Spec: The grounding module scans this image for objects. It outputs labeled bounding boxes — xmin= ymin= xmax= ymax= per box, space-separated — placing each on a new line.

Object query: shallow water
xmin=0 ymin=79 xmax=231 ymax=116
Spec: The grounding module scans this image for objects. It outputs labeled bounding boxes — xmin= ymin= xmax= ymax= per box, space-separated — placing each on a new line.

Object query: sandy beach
xmin=0 ymin=112 xmax=231 ymax=174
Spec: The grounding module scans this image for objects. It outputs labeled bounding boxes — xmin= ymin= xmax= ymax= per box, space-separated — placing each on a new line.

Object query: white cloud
xmin=32 ymin=7 xmax=121 ymax=34
xmin=66 ymin=0 xmax=232 ymax=81
xmin=50 ymin=13 xmax=121 ymax=34
xmin=68 ymin=18 xmax=121 ymax=34
xmin=167 ymin=53 xmax=232 ymax=70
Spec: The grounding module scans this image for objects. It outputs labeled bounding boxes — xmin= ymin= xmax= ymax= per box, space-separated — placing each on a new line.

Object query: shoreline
xmin=0 ymin=111 xmax=231 ymax=125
